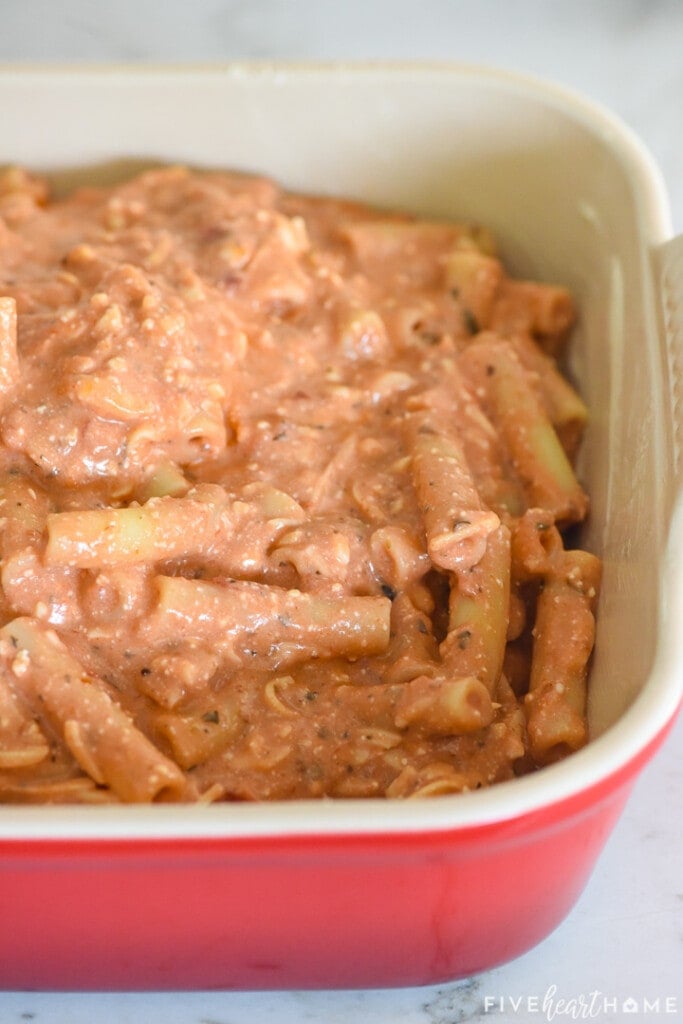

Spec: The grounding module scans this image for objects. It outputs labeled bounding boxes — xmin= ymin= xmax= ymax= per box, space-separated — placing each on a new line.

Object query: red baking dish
xmin=0 ymin=64 xmax=681 ymax=990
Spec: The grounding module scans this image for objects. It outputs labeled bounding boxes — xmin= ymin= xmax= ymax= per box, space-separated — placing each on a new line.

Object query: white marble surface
xmin=0 ymin=3 xmax=681 ymax=1022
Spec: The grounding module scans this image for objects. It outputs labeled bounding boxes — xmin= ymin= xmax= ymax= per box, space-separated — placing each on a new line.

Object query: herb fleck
xmin=457 ymin=629 xmax=472 ymax=650
xmin=463 ymin=308 xmax=480 ymax=335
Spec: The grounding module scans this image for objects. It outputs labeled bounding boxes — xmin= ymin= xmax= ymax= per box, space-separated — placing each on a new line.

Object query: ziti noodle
xmin=0 ymin=165 xmax=600 ymax=803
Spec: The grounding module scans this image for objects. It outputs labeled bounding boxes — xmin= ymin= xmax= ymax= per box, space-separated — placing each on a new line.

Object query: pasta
xmin=0 ymin=164 xmax=600 ymax=803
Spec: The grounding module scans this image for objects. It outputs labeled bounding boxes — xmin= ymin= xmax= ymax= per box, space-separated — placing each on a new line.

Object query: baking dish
xmin=0 ymin=63 xmax=681 ymax=990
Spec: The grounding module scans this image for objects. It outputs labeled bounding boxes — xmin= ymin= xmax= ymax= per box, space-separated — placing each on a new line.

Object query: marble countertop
xmin=0 ymin=3 xmax=681 ymax=1022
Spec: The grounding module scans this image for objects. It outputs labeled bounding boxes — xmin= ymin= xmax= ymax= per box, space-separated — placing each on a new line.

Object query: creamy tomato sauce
xmin=0 ymin=166 xmax=598 ymax=803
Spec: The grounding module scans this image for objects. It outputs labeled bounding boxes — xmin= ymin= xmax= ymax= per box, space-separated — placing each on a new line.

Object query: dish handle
xmin=657 ymin=234 xmax=683 ymax=489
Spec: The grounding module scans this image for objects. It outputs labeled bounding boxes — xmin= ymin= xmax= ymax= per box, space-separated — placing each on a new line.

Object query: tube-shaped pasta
xmin=272 ymin=516 xmax=376 ymax=594
xmin=459 ymin=335 xmax=588 ymax=523
xmin=510 ymin=334 xmax=588 ymax=460
xmin=382 ymin=594 xmax=440 ymax=685
xmin=153 ymin=701 xmax=239 ymax=770
xmin=490 ymin=279 xmax=575 ymax=354
xmin=525 ymin=550 xmax=601 ymax=763
xmin=407 ymin=411 xmax=499 ymax=572
xmin=45 ymin=486 xmax=228 ymax=568
xmin=0 ymin=617 xmax=187 ymax=801
xmin=393 ymin=674 xmax=494 ymax=735
xmin=408 ymin=380 xmax=525 ymax=518
xmin=45 ymin=482 xmax=305 ymax=569
xmin=510 ymin=508 xmax=564 ymax=581
xmin=46 ymin=495 xmax=215 ymax=568
xmin=444 ymin=249 xmax=503 ymax=332
xmin=369 ymin=525 xmax=430 ymax=590
xmin=342 ymin=219 xmax=462 ymax=279
xmin=441 ymin=523 xmax=511 ymax=694
xmin=138 ymin=460 xmax=190 ymax=500
xmin=335 ymin=673 xmax=494 ymax=737
xmin=144 ymin=576 xmax=391 ymax=662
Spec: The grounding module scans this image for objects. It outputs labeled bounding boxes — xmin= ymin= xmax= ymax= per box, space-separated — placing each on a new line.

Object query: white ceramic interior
xmin=0 ymin=64 xmax=681 ymax=837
